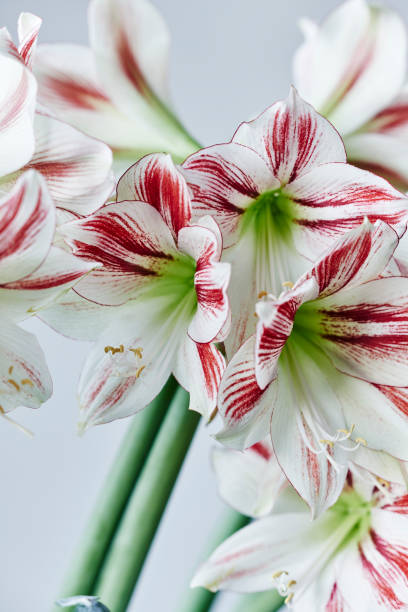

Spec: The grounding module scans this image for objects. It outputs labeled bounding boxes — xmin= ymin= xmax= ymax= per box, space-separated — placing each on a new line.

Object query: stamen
xmin=285 ymin=593 xmax=294 ymax=605
xmin=272 ymin=571 xmax=288 ymax=579
xmin=0 ymin=405 xmax=33 ymax=438
xmin=135 ymin=366 xmax=145 ymax=379
xmin=21 ymin=379 xmax=34 ymax=387
xmin=129 ymin=347 xmax=143 ymax=359
xmin=376 ymin=476 xmax=390 ymax=488
xmin=8 ymin=379 xmax=20 ymax=391
xmin=282 ymin=281 xmax=294 ymax=289
xmin=257 ymin=291 xmax=267 ymax=299
xmin=355 ymin=437 xmax=367 ymax=446
xmin=8 ymin=366 xmax=13 ymax=375
xmin=104 ymin=345 xmax=125 ymax=355
xmin=319 ymin=439 xmax=334 ymax=447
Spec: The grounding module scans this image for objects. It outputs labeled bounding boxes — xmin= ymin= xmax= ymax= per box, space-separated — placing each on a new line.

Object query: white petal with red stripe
xmin=17 ymin=13 xmax=42 ymax=68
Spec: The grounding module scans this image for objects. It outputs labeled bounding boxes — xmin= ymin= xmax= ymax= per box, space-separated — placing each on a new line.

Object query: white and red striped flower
xmin=58 ymin=153 xmax=230 ymax=429
xmin=0 ymin=170 xmax=96 ymax=416
xmin=217 ymin=219 xmax=408 ymax=515
xmin=192 ymin=468 xmax=408 ymax=611
xmin=0 ymin=13 xmax=114 ymax=217
xmin=33 ymin=0 xmax=198 ymax=174
xmin=182 ymin=88 xmax=408 ymax=356
xmin=294 ymin=0 xmax=408 ymax=191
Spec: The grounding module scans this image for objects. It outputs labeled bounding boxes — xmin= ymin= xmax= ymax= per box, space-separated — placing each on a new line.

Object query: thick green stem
xmin=95 ymin=387 xmax=200 ymax=612
xmin=234 ymin=591 xmax=284 ymax=612
xmin=178 ymin=508 xmax=249 ymax=612
xmin=53 ymin=377 xmax=178 ymax=610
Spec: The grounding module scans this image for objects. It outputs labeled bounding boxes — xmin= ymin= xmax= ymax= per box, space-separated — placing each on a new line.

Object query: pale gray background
xmin=1 ymin=1 xmax=407 ymax=611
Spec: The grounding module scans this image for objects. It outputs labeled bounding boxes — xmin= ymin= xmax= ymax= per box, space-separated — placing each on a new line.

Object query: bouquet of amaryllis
xmin=3 ymin=0 xmax=408 ymax=610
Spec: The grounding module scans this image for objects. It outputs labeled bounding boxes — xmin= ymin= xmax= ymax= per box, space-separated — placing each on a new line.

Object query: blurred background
xmin=1 ymin=0 xmax=408 ymax=610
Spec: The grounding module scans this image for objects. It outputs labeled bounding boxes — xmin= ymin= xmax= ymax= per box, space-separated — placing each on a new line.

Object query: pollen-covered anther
xmin=355 ymin=437 xmax=367 ymax=446
xmin=129 ymin=347 xmax=143 ymax=359
xmin=104 ymin=345 xmax=125 ymax=354
xmin=272 ymin=570 xmax=296 ymax=600
xmin=376 ymin=476 xmax=391 ymax=489
xmin=285 ymin=593 xmax=294 ymax=605
xmin=319 ymin=438 xmax=334 ymax=447
xmin=272 ymin=570 xmax=288 ymax=579
xmin=8 ymin=366 xmax=13 ymax=375
xmin=21 ymin=378 xmax=34 ymax=387
xmin=282 ymin=281 xmax=294 ymax=289
xmin=257 ymin=290 xmax=267 ymax=299
xmin=135 ymin=366 xmax=145 ymax=379
xmin=7 ymin=379 xmax=20 ymax=391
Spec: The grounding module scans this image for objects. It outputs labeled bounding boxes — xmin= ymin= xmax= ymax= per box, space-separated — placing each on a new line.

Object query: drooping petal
xmin=293 ymin=0 xmax=407 ymax=135
xmin=182 ymin=143 xmax=276 ymax=247
xmin=77 ymin=300 xmax=185 ymax=429
xmin=233 ymin=87 xmax=346 ymax=183
xmin=0 ymin=318 xmax=52 ymax=412
xmin=28 ymin=113 xmax=114 ymax=215
xmin=285 ymin=163 xmax=407 ymax=261
xmin=173 ymin=336 xmax=225 ymax=420
xmin=0 ymin=49 xmax=36 ymax=175
xmin=0 ymin=170 xmax=54 ymax=284
xmin=191 ymin=509 xmax=337 ymax=595
xmin=212 ymin=440 xmax=287 ymax=518
xmin=178 ymin=217 xmax=230 ymax=343
xmin=271 ymin=344 xmax=348 ymax=518
xmin=217 ymin=336 xmax=279 ymax=450
xmin=39 ymin=289 xmax=116 ymax=342
xmin=117 ymin=153 xmax=191 ymax=237
xmin=0 ymin=246 xmax=97 ymax=320
xmin=61 ymin=200 xmax=177 ymax=305
xmin=17 ymin=12 xmax=42 ymax=68
xmin=318 ymin=276 xmax=408 ymax=386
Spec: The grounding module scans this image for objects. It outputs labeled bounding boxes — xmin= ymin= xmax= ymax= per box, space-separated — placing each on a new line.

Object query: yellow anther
xmin=8 ymin=379 xmax=20 ymax=391
xmin=104 ymin=345 xmax=125 ymax=355
xmin=338 ymin=424 xmax=355 ymax=436
xmin=272 ymin=570 xmax=288 ymax=579
xmin=254 ymin=312 xmax=258 ymax=318
xmin=129 ymin=347 xmax=143 ymax=359
xmin=135 ymin=366 xmax=145 ymax=379
xmin=319 ymin=439 xmax=334 ymax=447
xmin=282 ymin=281 xmax=294 ymax=289
xmin=287 ymin=580 xmax=297 ymax=588
xmin=376 ymin=476 xmax=390 ymax=488
xmin=285 ymin=593 xmax=294 ymax=604
xmin=21 ymin=379 xmax=34 ymax=387
xmin=258 ymin=291 xmax=267 ymax=299
xmin=355 ymin=437 xmax=367 ymax=446
xmin=8 ymin=366 xmax=13 ymax=375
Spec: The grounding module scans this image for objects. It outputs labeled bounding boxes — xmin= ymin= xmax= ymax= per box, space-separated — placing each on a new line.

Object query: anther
xmin=258 ymin=291 xmax=267 ymax=299
xmin=135 ymin=366 xmax=145 ymax=379
xmin=287 ymin=580 xmax=297 ymax=588
xmin=272 ymin=570 xmax=288 ymax=579
xmin=285 ymin=593 xmax=294 ymax=604
xmin=21 ymin=379 xmax=34 ymax=387
xmin=355 ymin=437 xmax=367 ymax=446
xmin=319 ymin=439 xmax=334 ymax=447
xmin=8 ymin=366 xmax=13 ymax=375
xmin=282 ymin=281 xmax=294 ymax=289
xmin=8 ymin=379 xmax=20 ymax=391
xmin=129 ymin=347 xmax=143 ymax=359
xmin=376 ymin=476 xmax=390 ymax=488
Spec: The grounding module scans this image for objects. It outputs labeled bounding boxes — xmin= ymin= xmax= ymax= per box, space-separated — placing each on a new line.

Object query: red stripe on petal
xmin=250 ymin=441 xmax=272 ymax=461
xmin=117 ymin=30 xmax=151 ymax=99
xmin=196 ymin=342 xmax=225 ymax=403
xmin=44 ymin=75 xmax=110 ymax=110
xmin=359 ymin=539 xmax=405 ymax=609
xmin=382 ymin=494 xmax=408 ymax=514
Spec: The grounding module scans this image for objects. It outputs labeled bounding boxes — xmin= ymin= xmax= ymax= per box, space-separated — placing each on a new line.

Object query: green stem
xmin=178 ymin=508 xmax=249 ymax=612
xmin=95 ymin=387 xmax=200 ymax=612
xmin=53 ymin=377 xmax=178 ymax=610
xmin=234 ymin=591 xmax=284 ymax=612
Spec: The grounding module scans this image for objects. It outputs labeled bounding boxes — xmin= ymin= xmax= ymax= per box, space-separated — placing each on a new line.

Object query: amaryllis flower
xmin=293 ymin=0 xmax=408 ymax=191
xmin=212 ymin=439 xmax=287 ymax=518
xmin=0 ymin=170 xmax=96 ymax=417
xmin=182 ymin=88 xmax=408 ymax=356
xmin=33 ymin=0 xmax=198 ymax=173
xmin=217 ymin=220 xmax=408 ymax=516
xmin=191 ymin=469 xmax=408 ymax=611
xmin=58 ymin=153 xmax=230 ymax=429
xmin=0 ymin=13 xmax=114 ymax=216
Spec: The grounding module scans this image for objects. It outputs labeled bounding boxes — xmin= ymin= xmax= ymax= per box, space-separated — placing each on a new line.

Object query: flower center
xmin=330 ymin=488 xmax=372 ymax=549
xmin=241 ymin=188 xmax=295 ymax=240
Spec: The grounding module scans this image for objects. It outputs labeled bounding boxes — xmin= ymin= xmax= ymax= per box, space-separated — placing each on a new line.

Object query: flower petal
xmin=61 ymin=200 xmax=177 ymax=306
xmin=0 ymin=170 xmax=54 ymax=284
xmin=217 ymin=336 xmax=279 ymax=450
xmin=212 ymin=440 xmax=287 ymax=518
xmin=318 ymin=276 xmax=408 ymax=386
xmin=182 ymin=143 xmax=276 ymax=247
xmin=26 ymin=112 xmax=114 ymax=215
xmin=0 ymin=318 xmax=52 ymax=412
xmin=117 ymin=153 xmax=191 ymax=237
xmin=17 ymin=12 xmax=42 ymax=68
xmin=0 ymin=49 xmax=36 ymax=175
xmin=293 ymin=0 xmax=407 ymax=135
xmin=286 ymin=163 xmax=407 ymax=262
xmin=173 ymin=336 xmax=225 ymax=420
xmin=178 ymin=218 xmax=230 ymax=343
xmin=233 ymin=87 xmax=346 ymax=183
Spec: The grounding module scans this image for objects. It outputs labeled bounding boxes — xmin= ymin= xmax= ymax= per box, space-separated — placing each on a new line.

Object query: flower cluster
xmin=3 ymin=0 xmax=408 ymax=609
